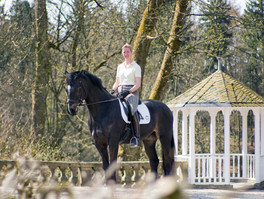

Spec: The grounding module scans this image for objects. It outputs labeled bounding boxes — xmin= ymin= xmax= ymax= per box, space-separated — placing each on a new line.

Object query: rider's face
xmin=122 ymin=47 xmax=132 ymax=60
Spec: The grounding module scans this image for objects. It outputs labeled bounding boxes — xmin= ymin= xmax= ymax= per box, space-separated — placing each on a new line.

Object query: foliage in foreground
xmin=0 ymin=156 xmax=185 ymax=199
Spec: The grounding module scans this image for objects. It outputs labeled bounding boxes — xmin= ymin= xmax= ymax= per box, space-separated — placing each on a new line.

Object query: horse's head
xmin=65 ymin=70 xmax=86 ymax=116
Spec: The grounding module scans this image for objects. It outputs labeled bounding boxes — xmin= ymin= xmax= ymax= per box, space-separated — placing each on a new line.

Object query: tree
xmin=199 ymin=0 xmax=233 ymax=73
xmin=0 ymin=0 xmax=35 ymax=131
xmin=240 ymin=0 xmax=264 ymax=95
xmin=149 ymin=0 xmax=190 ymax=101
xmin=132 ymin=0 xmax=165 ymax=80
xmin=32 ymin=0 xmax=51 ymax=136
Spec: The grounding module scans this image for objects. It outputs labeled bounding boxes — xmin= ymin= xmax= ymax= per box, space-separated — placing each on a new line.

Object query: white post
xmin=209 ymin=110 xmax=217 ymax=180
xmin=189 ymin=110 xmax=196 ymax=184
xmin=260 ymin=109 xmax=264 ymax=182
xmin=241 ymin=109 xmax=248 ymax=178
xmin=254 ymin=109 xmax=260 ymax=183
xmin=261 ymin=109 xmax=264 ymax=156
xmin=182 ymin=110 xmax=188 ymax=156
xmin=223 ymin=109 xmax=231 ymax=184
xmin=173 ymin=109 xmax=178 ymax=156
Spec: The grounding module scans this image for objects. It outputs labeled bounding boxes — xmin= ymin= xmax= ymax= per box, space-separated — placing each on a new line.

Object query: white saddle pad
xmin=118 ymin=99 xmax=151 ymax=124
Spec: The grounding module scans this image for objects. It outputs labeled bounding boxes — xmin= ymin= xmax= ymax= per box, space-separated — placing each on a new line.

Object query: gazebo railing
xmin=247 ymin=154 xmax=255 ymax=179
xmin=230 ymin=154 xmax=255 ymax=180
xmin=192 ymin=154 xmax=255 ymax=185
xmin=0 ymin=160 xmax=187 ymax=186
xmin=194 ymin=154 xmax=225 ymax=184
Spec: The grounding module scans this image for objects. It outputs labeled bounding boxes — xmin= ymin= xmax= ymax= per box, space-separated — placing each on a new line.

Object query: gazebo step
xmin=191 ymin=182 xmax=255 ymax=190
xmin=191 ymin=184 xmax=233 ymax=190
xmin=231 ymin=182 xmax=255 ymax=190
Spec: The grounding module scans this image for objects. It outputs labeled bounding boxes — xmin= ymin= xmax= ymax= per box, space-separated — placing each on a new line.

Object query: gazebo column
xmin=173 ymin=109 xmax=178 ymax=156
xmin=254 ymin=109 xmax=260 ymax=183
xmin=209 ymin=110 xmax=217 ymax=180
xmin=223 ymin=109 xmax=231 ymax=184
xmin=189 ymin=110 xmax=196 ymax=184
xmin=240 ymin=110 xmax=248 ymax=178
xmin=182 ymin=110 xmax=188 ymax=156
xmin=261 ymin=109 xmax=264 ymax=156
xmin=261 ymin=110 xmax=264 ymax=156
xmin=261 ymin=109 xmax=264 ymax=181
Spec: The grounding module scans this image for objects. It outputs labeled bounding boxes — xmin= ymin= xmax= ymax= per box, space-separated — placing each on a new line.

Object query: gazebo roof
xmin=168 ymin=70 xmax=264 ymax=107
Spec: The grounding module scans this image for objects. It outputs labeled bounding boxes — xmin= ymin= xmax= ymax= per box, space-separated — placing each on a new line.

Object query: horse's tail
xmin=161 ymin=130 xmax=175 ymax=175
xmin=170 ymin=133 xmax=175 ymax=167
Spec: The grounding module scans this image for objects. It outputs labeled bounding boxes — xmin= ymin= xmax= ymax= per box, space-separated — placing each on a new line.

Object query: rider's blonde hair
xmin=122 ymin=43 xmax=132 ymax=52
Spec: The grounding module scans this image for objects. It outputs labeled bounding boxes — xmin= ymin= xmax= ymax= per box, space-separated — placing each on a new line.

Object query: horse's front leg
xmin=94 ymin=142 xmax=109 ymax=171
xmin=108 ymin=139 xmax=119 ymax=181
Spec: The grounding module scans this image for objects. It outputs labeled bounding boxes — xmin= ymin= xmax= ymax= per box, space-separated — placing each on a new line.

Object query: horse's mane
xmin=80 ymin=70 xmax=107 ymax=91
xmin=68 ymin=70 xmax=107 ymax=92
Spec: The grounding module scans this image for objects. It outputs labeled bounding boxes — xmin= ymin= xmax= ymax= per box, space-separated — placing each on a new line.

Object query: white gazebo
xmin=168 ymin=69 xmax=264 ymax=185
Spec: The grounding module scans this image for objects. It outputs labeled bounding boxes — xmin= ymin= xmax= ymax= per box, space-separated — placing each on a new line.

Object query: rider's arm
xmin=112 ymin=77 xmax=120 ymax=91
xmin=130 ymin=77 xmax=141 ymax=93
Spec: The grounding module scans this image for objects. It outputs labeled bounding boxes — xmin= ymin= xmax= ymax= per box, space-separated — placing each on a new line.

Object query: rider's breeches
xmin=118 ymin=85 xmax=139 ymax=115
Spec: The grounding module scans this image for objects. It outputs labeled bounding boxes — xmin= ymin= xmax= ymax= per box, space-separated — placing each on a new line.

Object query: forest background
xmin=0 ymin=0 xmax=263 ymax=162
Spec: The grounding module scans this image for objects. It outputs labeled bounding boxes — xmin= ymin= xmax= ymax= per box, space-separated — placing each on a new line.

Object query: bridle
xmin=67 ymin=80 xmax=120 ymax=107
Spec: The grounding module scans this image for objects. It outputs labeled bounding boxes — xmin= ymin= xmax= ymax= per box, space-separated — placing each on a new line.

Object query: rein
xmin=78 ymin=97 xmax=120 ymax=106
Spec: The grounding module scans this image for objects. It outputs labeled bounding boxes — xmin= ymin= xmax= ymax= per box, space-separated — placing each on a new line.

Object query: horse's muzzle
xmin=67 ymin=103 xmax=78 ymax=116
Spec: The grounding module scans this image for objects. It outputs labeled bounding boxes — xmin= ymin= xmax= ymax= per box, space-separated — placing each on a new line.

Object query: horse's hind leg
xmin=159 ymin=133 xmax=175 ymax=175
xmin=142 ymin=137 xmax=159 ymax=176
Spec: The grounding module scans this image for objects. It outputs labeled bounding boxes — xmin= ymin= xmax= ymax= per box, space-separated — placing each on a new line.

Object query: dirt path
xmin=2 ymin=186 xmax=264 ymax=198
xmin=58 ymin=187 xmax=264 ymax=199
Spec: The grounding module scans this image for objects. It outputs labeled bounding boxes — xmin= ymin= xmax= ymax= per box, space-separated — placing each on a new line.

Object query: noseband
xmin=67 ymin=99 xmax=83 ymax=106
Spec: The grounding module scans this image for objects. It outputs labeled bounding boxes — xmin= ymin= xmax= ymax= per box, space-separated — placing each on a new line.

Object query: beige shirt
xmin=116 ymin=61 xmax=141 ymax=85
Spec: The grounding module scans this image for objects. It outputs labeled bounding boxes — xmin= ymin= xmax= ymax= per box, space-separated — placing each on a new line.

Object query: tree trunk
xmin=71 ymin=0 xmax=85 ymax=68
xmin=32 ymin=0 xmax=50 ymax=136
xmin=132 ymin=0 xmax=164 ymax=78
xmin=149 ymin=0 xmax=189 ymax=101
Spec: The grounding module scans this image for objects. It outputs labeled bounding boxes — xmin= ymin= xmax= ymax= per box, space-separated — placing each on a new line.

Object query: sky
xmin=0 ymin=0 xmax=247 ymax=15
xmin=0 ymin=0 xmax=34 ymax=11
xmin=229 ymin=0 xmax=247 ymax=14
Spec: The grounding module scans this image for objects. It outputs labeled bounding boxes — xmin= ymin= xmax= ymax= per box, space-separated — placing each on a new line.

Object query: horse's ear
xmin=79 ymin=70 xmax=86 ymax=77
xmin=65 ymin=71 xmax=70 ymax=78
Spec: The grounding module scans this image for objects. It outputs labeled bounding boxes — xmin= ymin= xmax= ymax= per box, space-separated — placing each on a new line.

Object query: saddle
xmin=118 ymin=99 xmax=150 ymax=144
xmin=118 ymin=99 xmax=150 ymax=125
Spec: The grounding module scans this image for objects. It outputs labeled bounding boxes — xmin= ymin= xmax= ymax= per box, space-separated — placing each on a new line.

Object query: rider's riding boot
xmin=130 ymin=113 xmax=140 ymax=148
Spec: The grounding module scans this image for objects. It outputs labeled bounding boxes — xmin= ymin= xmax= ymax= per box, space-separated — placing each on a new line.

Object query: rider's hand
xmin=110 ymin=89 xmax=115 ymax=95
xmin=118 ymin=90 xmax=130 ymax=99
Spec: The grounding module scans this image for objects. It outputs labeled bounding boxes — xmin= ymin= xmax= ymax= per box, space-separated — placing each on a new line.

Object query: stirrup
xmin=130 ymin=136 xmax=139 ymax=148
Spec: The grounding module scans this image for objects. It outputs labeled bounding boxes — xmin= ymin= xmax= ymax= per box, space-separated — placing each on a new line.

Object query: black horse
xmin=65 ymin=70 xmax=174 ymax=179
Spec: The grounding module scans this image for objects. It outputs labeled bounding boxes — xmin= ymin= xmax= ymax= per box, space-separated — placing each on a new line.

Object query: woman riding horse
xmin=66 ymin=59 xmax=174 ymax=181
xmin=110 ymin=43 xmax=141 ymax=147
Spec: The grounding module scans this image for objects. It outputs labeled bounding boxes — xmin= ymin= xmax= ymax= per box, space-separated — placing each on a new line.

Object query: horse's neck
xmin=85 ymin=88 xmax=114 ymax=120
xmin=86 ymin=86 xmax=111 ymax=102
